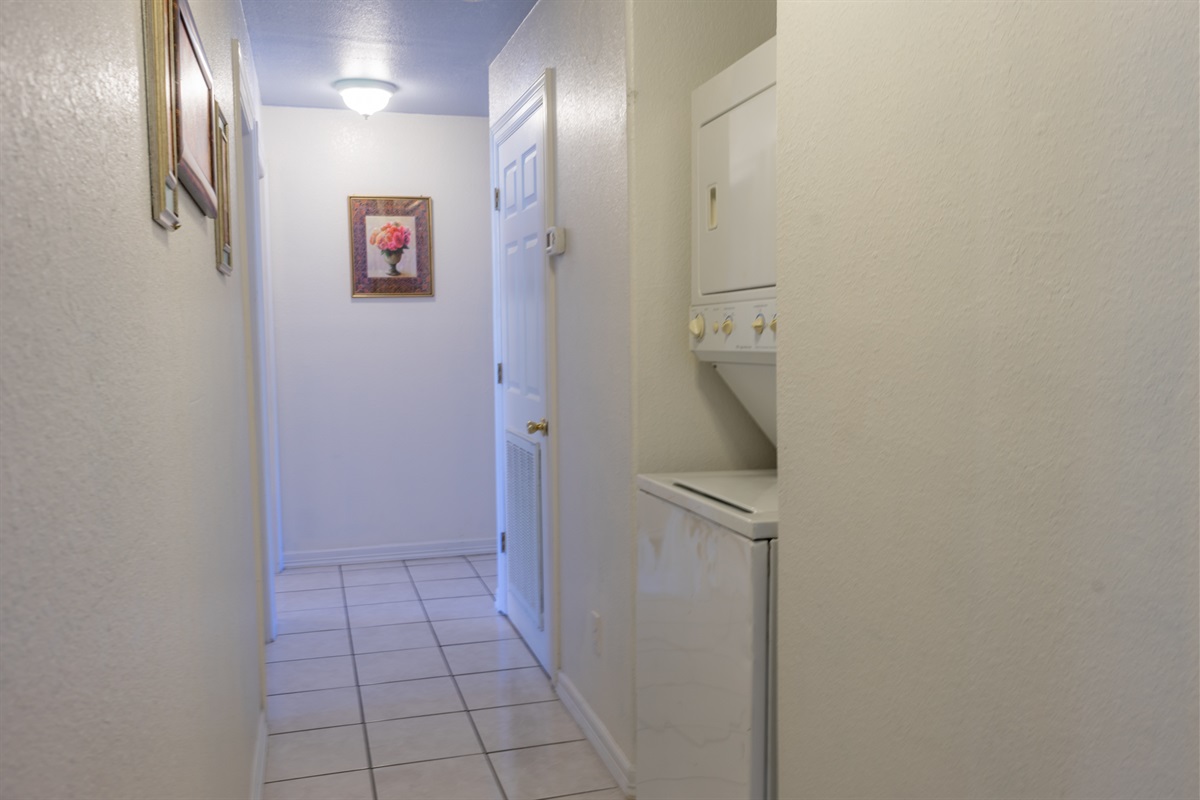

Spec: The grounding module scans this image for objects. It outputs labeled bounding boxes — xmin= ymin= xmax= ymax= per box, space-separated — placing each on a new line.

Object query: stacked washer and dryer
xmin=636 ymin=38 xmax=779 ymax=800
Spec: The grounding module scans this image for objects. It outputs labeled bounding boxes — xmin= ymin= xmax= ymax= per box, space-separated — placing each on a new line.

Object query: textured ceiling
xmin=242 ymin=0 xmax=537 ymax=116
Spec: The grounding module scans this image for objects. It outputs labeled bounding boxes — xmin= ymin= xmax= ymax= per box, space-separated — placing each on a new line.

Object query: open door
xmin=491 ymin=70 xmax=557 ymax=674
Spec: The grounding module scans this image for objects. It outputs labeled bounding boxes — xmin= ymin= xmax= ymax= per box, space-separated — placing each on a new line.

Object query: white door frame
xmin=490 ymin=69 xmax=559 ymax=675
xmin=234 ymin=41 xmax=283 ymax=642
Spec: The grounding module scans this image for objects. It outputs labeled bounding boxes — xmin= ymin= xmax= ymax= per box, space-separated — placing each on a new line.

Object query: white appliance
xmin=636 ymin=471 xmax=777 ymax=800
xmin=636 ymin=36 xmax=780 ymax=800
xmin=688 ymin=36 xmax=777 ymax=444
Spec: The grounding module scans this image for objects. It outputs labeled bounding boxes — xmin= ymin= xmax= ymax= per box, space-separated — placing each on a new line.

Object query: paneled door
xmin=492 ymin=71 xmax=556 ymax=674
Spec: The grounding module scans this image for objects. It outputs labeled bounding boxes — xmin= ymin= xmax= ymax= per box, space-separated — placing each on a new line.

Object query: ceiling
xmin=242 ymin=0 xmax=538 ymax=117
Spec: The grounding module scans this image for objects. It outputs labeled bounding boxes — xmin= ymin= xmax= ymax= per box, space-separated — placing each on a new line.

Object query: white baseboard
xmin=249 ymin=709 xmax=267 ymax=800
xmin=555 ymin=672 xmax=634 ymax=798
xmin=283 ymin=538 xmax=493 ymax=569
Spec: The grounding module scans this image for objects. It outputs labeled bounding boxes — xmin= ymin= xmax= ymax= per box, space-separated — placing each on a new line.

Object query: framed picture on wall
xmin=348 ymin=196 xmax=434 ymax=297
xmin=174 ymin=0 xmax=217 ymax=218
xmin=213 ymin=102 xmax=232 ymax=274
xmin=140 ymin=0 xmax=180 ymax=229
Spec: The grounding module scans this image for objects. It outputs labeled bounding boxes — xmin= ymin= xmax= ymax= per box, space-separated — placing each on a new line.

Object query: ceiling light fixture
xmin=333 ymin=78 xmax=398 ymax=118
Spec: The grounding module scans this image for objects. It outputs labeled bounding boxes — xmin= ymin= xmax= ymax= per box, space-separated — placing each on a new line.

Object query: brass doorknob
xmin=527 ymin=418 xmax=549 ymax=435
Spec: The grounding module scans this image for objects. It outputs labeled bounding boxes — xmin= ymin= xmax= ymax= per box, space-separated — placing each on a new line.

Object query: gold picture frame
xmin=347 ymin=196 xmax=434 ymax=297
xmin=141 ymin=0 xmax=180 ymax=229
xmin=214 ymin=102 xmax=232 ymax=275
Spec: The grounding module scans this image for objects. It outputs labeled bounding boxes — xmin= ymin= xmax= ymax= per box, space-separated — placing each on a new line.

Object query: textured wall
xmin=261 ymin=107 xmax=495 ymax=561
xmin=775 ymin=2 xmax=1199 ymax=797
xmin=0 ymin=0 xmax=264 ymax=797
xmin=627 ymin=0 xmax=776 ymax=474
xmin=490 ymin=0 xmax=636 ymax=764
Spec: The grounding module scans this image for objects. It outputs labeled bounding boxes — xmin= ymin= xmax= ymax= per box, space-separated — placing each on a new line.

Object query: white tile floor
xmin=263 ymin=555 xmax=623 ymax=800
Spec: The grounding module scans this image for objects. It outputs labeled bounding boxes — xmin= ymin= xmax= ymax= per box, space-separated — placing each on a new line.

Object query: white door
xmin=492 ymin=72 xmax=556 ymax=673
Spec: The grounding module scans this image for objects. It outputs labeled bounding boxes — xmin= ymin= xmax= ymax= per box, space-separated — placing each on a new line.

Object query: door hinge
xmin=501 ymin=531 xmax=506 ymax=553
xmin=494 ymin=187 xmax=500 ymax=210
xmin=497 ymin=363 xmax=503 ymax=384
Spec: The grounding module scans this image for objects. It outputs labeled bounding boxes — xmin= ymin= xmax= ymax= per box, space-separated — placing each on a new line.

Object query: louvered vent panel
xmin=505 ymin=434 xmax=543 ymax=628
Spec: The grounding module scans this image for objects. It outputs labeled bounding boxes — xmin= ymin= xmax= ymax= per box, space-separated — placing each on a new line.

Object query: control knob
xmin=721 ymin=317 xmax=734 ymax=335
xmin=688 ymin=314 xmax=706 ymax=340
xmin=752 ymin=314 xmax=765 ymax=334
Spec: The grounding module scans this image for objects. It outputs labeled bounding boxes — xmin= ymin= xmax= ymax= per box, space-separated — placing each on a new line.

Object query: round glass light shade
xmin=333 ymin=79 xmax=397 ymax=117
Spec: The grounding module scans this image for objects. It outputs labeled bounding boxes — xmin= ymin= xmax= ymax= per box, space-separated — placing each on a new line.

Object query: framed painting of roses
xmin=348 ymin=196 xmax=434 ymax=297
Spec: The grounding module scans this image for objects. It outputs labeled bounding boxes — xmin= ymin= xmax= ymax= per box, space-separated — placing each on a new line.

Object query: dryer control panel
xmin=688 ymin=298 xmax=776 ymax=364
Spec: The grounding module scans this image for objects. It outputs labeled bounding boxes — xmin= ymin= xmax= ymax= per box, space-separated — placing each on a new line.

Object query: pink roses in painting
xmin=369 ymin=221 xmax=412 ymax=275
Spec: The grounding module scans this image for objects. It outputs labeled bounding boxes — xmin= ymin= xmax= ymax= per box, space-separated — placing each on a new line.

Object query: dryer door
xmin=695 ymin=85 xmax=777 ymax=298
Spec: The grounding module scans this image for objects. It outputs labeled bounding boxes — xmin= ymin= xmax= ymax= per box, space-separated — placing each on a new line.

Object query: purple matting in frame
xmin=348 ymin=195 xmax=433 ymax=298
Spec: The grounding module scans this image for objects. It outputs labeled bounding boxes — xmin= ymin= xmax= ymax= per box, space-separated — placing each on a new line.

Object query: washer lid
xmin=637 ymin=470 xmax=778 ymax=539
xmin=672 ymin=473 xmax=777 ymax=515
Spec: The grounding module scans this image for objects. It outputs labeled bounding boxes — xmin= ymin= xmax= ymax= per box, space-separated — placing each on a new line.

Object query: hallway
xmin=263 ymin=556 xmax=621 ymax=800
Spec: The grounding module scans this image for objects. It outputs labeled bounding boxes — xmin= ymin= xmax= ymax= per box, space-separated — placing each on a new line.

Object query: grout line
xmin=414 ymin=575 xmax=493 ymax=584
xmin=284 ymin=555 xmax=488 ymax=576
xmin=340 ymin=562 xmax=409 ymax=571
xmin=412 ymin=611 xmax=500 ymax=623
xmin=432 ymin=635 xmax=520 ymax=648
xmin=345 ymin=588 xmax=492 ymax=605
xmin=276 ymin=601 xmax=356 ymax=612
xmin=266 ymin=652 xmax=357 ymax=664
xmin=483 ymin=735 xmax=587 ymax=755
xmin=273 ymin=710 xmax=590 ymax=753
xmin=267 ymin=654 xmax=353 ymax=664
xmin=269 ymin=663 xmax=550 ymax=699
xmin=346 ymin=598 xmax=427 ymax=609
xmin=415 ymin=591 xmax=494 ymax=602
xmin=344 ymin=579 xmax=417 ymax=589
xmin=262 ymin=683 xmax=360 ymax=699
xmin=265 ymin=631 xmax=353 ymax=663
xmin=369 ymin=733 xmax=589 ymax=773
xmin=338 ymin=565 xmax=379 ymax=800
xmin=443 ymin=663 xmax=541 ymax=679
xmin=268 ymin=721 xmax=362 ymax=736
xmin=351 ymin=649 xmax=438 ymax=657
xmin=274 ymin=584 xmax=345 ymax=594
xmin=369 ymin=633 xmax=518 ymax=652
xmin=274 ymin=625 xmax=348 ymax=635
xmin=537 ymin=783 xmax=621 ymax=800
xmin=262 ymin=766 xmax=373 ymax=786
xmin=266 ymin=684 xmax=358 ymax=698
xmin=344 ymin=612 xmax=499 ymax=631
xmin=280 ymin=608 xmax=503 ymax=636
xmin=420 ymin=574 xmax=510 ymax=800
xmin=342 ymin=577 xmax=414 ymax=588
xmin=357 ymin=700 xmax=568 ymax=734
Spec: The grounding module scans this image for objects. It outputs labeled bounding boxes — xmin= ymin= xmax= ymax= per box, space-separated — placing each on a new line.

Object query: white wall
xmin=262 ymin=107 xmax=495 ymax=563
xmin=776 ymin=3 xmax=1199 ymax=798
xmin=490 ymin=0 xmax=636 ymax=773
xmin=0 ymin=0 xmax=265 ymax=797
